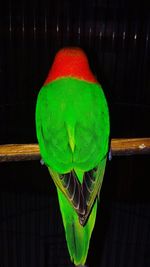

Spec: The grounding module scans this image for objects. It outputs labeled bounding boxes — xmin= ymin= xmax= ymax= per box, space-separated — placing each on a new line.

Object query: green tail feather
xmin=57 ymin=187 xmax=97 ymax=266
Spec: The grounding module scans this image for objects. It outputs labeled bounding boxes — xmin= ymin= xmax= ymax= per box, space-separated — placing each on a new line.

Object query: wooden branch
xmin=111 ymin=138 xmax=150 ymax=156
xmin=0 ymin=144 xmax=40 ymax=162
xmin=0 ymin=138 xmax=150 ymax=162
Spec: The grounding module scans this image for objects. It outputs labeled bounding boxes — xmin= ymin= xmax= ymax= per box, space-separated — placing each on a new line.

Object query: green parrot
xmin=35 ymin=47 xmax=110 ymax=266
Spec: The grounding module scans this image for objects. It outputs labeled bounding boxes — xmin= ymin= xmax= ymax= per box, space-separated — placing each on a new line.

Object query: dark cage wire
xmin=0 ymin=1 xmax=150 ymax=267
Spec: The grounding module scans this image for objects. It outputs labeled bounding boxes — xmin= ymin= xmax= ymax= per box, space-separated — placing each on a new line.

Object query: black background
xmin=0 ymin=1 xmax=150 ymax=266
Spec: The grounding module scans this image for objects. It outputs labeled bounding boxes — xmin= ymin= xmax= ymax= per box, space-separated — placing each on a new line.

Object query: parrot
xmin=35 ymin=47 xmax=110 ymax=266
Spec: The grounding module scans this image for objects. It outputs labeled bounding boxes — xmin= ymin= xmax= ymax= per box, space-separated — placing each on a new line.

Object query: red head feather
xmin=44 ymin=47 xmax=97 ymax=85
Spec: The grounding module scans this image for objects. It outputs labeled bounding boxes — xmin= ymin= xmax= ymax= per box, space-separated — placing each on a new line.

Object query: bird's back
xmin=36 ymin=77 xmax=109 ymax=177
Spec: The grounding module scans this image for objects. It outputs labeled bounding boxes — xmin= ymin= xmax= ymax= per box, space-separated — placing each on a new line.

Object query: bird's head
xmin=44 ymin=47 xmax=97 ymax=84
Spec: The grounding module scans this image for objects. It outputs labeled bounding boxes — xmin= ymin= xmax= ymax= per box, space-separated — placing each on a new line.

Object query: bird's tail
xmin=57 ymin=187 xmax=97 ymax=266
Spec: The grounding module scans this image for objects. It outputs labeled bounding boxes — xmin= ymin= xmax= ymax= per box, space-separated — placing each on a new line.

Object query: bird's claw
xmin=40 ymin=158 xmax=45 ymax=165
xmin=108 ymin=149 xmax=112 ymax=161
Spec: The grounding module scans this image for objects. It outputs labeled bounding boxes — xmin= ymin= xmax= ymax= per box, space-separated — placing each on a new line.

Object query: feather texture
xmin=35 ymin=48 xmax=110 ymax=266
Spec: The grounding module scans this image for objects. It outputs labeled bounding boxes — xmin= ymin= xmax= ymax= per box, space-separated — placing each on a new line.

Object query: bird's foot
xmin=40 ymin=158 xmax=45 ymax=165
xmin=108 ymin=149 xmax=112 ymax=161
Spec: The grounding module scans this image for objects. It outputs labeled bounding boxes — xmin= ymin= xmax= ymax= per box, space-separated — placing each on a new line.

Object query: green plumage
xmin=56 ymin=186 xmax=98 ymax=265
xmin=36 ymin=77 xmax=110 ymax=266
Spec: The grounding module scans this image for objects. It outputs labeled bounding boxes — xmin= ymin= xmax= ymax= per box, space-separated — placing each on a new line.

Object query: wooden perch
xmin=0 ymin=138 xmax=150 ymax=162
